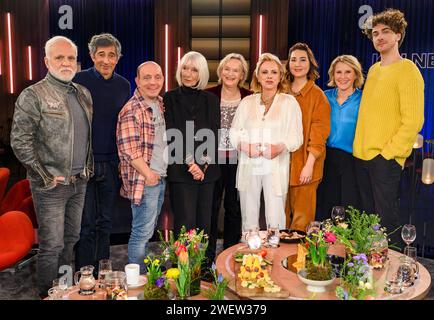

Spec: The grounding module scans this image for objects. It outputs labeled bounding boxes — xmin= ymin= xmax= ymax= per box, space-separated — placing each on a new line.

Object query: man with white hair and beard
xmin=11 ymin=35 xmax=93 ymax=298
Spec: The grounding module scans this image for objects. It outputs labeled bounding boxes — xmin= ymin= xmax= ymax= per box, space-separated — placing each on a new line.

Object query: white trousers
xmin=239 ymin=174 xmax=286 ymax=232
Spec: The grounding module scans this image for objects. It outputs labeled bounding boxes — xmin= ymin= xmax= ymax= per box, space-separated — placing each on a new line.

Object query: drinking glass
xmin=331 ymin=206 xmax=346 ymax=224
xmin=404 ymin=246 xmax=419 ymax=279
xmin=401 ymin=224 xmax=416 ymax=251
xmin=306 ymin=221 xmax=322 ymax=235
xmin=384 ymin=258 xmax=404 ymax=294
xmin=98 ymin=259 xmax=112 ymax=288
xmin=266 ymin=225 xmax=280 ymax=248
xmin=398 ymin=256 xmax=416 ymax=288
xmin=245 ymin=228 xmax=261 ymax=250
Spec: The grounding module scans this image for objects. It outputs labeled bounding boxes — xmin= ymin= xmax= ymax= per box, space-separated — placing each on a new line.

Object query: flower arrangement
xmin=142 ymin=255 xmax=169 ymax=300
xmin=159 ymin=226 xmax=209 ymax=296
xmin=204 ymin=263 xmax=229 ymax=300
xmin=330 ymin=207 xmax=395 ymax=268
xmin=335 ymin=253 xmax=375 ymax=300
xmin=302 ymin=229 xmax=336 ymax=280
xmin=166 ymin=249 xmax=190 ymax=299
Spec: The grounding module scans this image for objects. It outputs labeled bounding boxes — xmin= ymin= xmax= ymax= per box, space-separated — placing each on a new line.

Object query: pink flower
xmin=324 ymin=232 xmax=337 ymax=243
xmin=174 ymin=241 xmax=181 ymax=248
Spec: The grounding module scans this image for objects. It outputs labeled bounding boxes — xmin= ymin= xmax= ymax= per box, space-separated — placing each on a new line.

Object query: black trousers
xmin=209 ymin=162 xmax=241 ymax=262
xmin=316 ymin=147 xmax=360 ymax=221
xmin=169 ymin=181 xmax=215 ymax=265
xmin=354 ymin=155 xmax=403 ymax=248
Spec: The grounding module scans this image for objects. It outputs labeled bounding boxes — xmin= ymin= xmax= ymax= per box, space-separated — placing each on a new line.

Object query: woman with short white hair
xmin=164 ymin=51 xmax=220 ymax=268
xmin=230 ymin=53 xmax=303 ymax=234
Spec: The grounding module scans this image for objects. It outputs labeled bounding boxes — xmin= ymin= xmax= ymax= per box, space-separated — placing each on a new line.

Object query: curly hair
xmin=363 ymin=9 xmax=408 ymax=47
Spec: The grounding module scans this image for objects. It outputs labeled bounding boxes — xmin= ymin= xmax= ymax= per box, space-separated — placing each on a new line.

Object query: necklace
xmin=260 ymin=93 xmax=276 ymax=118
xmin=260 ymin=93 xmax=275 ymax=106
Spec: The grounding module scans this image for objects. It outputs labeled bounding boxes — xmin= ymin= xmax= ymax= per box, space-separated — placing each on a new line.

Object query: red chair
xmin=0 ymin=211 xmax=34 ymax=271
xmin=0 ymin=167 xmax=10 ymax=204
xmin=17 ymin=195 xmax=38 ymax=229
xmin=0 ymin=179 xmax=32 ymax=215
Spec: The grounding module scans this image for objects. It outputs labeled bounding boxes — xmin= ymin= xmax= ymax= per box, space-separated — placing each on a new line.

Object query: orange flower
xmin=178 ymin=250 xmax=189 ymax=265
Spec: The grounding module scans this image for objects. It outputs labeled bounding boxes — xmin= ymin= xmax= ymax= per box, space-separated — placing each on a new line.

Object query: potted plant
xmin=142 ymin=255 xmax=169 ymax=300
xmin=204 ymin=263 xmax=229 ymax=300
xmin=297 ymin=229 xmax=336 ymax=292
xmin=335 ymin=253 xmax=376 ymax=300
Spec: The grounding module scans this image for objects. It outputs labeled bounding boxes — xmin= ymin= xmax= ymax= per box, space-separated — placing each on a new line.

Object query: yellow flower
xmin=144 ymin=258 xmax=149 ymax=264
xmin=338 ymin=222 xmax=348 ymax=229
xmin=154 ymin=259 xmax=160 ymax=266
xmin=166 ymin=268 xmax=180 ymax=279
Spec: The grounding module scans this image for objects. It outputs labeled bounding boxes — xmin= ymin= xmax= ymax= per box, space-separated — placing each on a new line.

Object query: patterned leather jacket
xmin=11 ymin=72 xmax=94 ymax=188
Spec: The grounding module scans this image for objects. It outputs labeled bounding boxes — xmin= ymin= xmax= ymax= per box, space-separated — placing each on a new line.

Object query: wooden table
xmin=54 ymin=279 xmax=239 ymax=300
xmin=216 ymin=243 xmax=432 ymax=300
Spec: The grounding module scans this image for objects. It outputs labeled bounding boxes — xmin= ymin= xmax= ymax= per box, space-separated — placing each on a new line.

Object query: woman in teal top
xmin=316 ymin=55 xmax=364 ymax=221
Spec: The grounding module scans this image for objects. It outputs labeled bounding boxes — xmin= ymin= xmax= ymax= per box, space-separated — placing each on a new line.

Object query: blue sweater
xmin=74 ymin=67 xmax=131 ymax=162
xmin=324 ymin=88 xmax=362 ymax=154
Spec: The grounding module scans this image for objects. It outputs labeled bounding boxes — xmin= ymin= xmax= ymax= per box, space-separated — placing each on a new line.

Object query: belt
xmin=68 ymin=173 xmax=82 ymax=183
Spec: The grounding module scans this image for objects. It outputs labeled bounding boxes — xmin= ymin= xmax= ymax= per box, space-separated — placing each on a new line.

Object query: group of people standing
xmin=10 ymin=8 xmax=424 ymax=297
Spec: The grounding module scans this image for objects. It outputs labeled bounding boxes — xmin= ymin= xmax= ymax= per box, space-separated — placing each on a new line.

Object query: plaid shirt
xmin=116 ymin=89 xmax=164 ymax=204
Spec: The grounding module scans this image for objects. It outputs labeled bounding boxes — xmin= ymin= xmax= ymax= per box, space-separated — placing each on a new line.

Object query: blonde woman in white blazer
xmin=230 ymin=53 xmax=303 ymax=234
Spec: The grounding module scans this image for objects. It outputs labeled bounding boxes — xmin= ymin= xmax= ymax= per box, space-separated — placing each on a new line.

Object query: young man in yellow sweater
xmin=353 ymin=9 xmax=424 ymax=246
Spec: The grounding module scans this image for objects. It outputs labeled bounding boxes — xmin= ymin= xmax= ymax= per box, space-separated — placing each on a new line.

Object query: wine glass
xmin=331 ymin=206 xmax=346 ymax=224
xmin=401 ymin=224 xmax=416 ymax=251
xmin=306 ymin=221 xmax=322 ymax=235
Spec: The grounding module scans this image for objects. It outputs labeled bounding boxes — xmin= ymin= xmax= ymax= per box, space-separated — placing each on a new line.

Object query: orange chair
xmin=0 ymin=179 xmax=32 ymax=215
xmin=0 ymin=167 xmax=10 ymax=204
xmin=0 ymin=211 xmax=34 ymax=271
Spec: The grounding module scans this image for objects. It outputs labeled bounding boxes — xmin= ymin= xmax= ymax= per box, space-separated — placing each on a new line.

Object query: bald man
xmin=116 ymin=62 xmax=167 ymax=273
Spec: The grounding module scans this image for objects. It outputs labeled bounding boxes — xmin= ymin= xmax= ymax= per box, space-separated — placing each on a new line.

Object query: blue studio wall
xmin=48 ymin=0 xmax=155 ymax=92
xmin=287 ymin=0 xmax=434 ymax=145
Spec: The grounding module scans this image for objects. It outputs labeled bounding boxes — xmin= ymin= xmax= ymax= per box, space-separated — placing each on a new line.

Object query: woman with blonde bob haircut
xmin=317 ymin=55 xmax=364 ymax=221
xmin=164 ymin=51 xmax=220 ymax=271
xmin=230 ymin=53 xmax=303 ymax=235
xmin=206 ymin=53 xmax=252 ymax=259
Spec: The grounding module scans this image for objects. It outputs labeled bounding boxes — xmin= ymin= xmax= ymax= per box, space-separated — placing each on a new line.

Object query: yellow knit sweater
xmin=353 ymin=59 xmax=424 ymax=167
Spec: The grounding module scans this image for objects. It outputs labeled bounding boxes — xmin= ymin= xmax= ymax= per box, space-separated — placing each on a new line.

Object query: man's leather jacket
xmin=11 ymin=72 xmax=94 ymax=188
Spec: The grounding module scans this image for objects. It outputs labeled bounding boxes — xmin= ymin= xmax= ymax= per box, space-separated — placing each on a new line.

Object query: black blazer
xmin=164 ymin=86 xmax=221 ymax=183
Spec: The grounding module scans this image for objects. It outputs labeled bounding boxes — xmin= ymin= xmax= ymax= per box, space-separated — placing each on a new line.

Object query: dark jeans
xmin=316 ymin=147 xmax=360 ymax=221
xmin=209 ymin=162 xmax=241 ymax=262
xmin=169 ymin=182 xmax=214 ymax=266
xmin=355 ymin=155 xmax=403 ymax=248
xmin=75 ymin=161 xmax=120 ymax=271
xmin=30 ymin=178 xmax=87 ymax=296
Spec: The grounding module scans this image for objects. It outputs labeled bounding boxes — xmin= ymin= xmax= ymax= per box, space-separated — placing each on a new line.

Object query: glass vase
xmin=188 ymin=265 xmax=201 ymax=296
xmin=368 ymin=234 xmax=388 ymax=269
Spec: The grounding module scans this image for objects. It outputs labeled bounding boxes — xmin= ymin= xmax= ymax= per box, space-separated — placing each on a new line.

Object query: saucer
xmin=127 ymin=275 xmax=147 ymax=288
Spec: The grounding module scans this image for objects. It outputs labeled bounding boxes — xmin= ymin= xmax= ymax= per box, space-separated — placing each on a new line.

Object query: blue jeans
xmin=128 ymin=178 xmax=166 ymax=274
xmin=29 ymin=178 xmax=87 ymax=296
xmin=75 ymin=161 xmax=120 ymax=270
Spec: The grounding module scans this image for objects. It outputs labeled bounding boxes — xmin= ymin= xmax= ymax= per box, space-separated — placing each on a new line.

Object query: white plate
xmin=127 ymin=275 xmax=147 ymax=288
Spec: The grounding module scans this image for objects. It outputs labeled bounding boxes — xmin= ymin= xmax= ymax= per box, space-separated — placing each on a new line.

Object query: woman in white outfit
xmin=230 ymin=53 xmax=303 ymax=234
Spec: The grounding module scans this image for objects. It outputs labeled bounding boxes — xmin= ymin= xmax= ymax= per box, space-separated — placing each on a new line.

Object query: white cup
xmin=124 ymin=263 xmax=140 ymax=285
